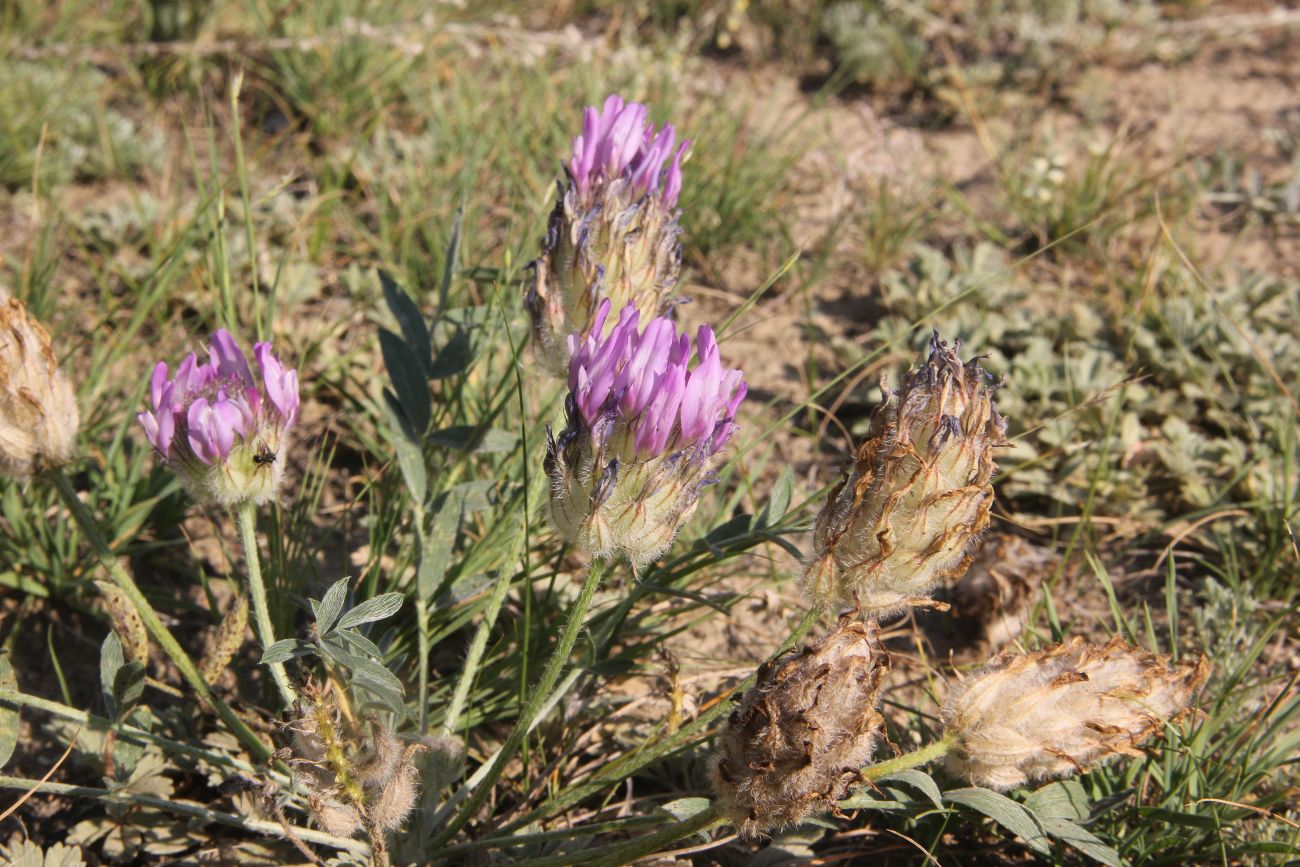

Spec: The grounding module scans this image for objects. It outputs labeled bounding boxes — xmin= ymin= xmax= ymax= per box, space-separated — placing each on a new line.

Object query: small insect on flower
xmin=527 ymin=94 xmax=691 ymax=376
xmin=0 ymin=289 xmax=79 ymax=480
xmin=803 ymin=332 xmax=1008 ymax=617
xmin=137 ymin=330 xmax=299 ymax=506
xmin=942 ymin=637 xmax=1210 ymax=791
xmin=546 ymin=300 xmax=746 ymax=566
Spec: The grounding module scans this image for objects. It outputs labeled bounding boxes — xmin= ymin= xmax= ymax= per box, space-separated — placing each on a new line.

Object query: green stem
xmin=47 ymin=468 xmax=271 ymax=764
xmin=440 ymin=562 xmax=513 ymax=738
xmin=0 ymin=688 xmax=283 ymax=783
xmin=490 ymin=737 xmax=954 ymax=865
xmin=234 ymin=502 xmax=296 ymax=708
xmin=526 ymin=806 xmax=724 ymax=867
xmin=413 ymin=499 xmax=432 ymax=735
xmin=502 ymin=605 xmax=822 ymax=833
xmin=859 ymin=735 xmax=955 ymax=784
xmin=431 ymin=558 xmax=608 ymax=847
xmin=434 ymin=817 xmax=660 ymax=860
xmin=0 ymin=774 xmax=368 ymax=855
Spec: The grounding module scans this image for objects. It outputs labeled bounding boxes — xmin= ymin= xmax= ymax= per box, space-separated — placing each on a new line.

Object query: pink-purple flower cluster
xmin=567 ymin=300 xmax=745 ymax=459
xmin=570 ymin=95 xmax=689 ymax=207
xmin=138 ymin=330 xmax=299 ymax=468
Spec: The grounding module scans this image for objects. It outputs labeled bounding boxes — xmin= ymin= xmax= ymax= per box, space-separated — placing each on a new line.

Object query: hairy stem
xmin=431 ymin=557 xmax=608 ymax=846
xmin=0 ymin=688 xmax=283 ymax=782
xmin=503 ymin=605 xmax=822 ymax=833
xmin=234 ymin=501 xmax=296 ymax=708
xmin=0 ymin=774 xmax=367 ymax=855
xmin=47 ymin=468 xmax=271 ymax=763
xmin=522 ymin=805 xmax=724 ymax=867
xmin=440 ymin=564 xmax=513 ymax=738
xmin=413 ymin=499 xmax=431 ymax=735
xmin=859 ymin=735 xmax=956 ymax=784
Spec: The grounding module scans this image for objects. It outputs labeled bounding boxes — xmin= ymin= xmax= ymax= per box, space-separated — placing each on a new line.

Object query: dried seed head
xmin=951 ymin=534 xmax=1055 ymax=650
xmin=0 ymin=290 xmax=79 ymax=480
xmin=283 ymin=680 xmax=360 ymax=803
xmin=527 ymin=94 xmax=688 ymax=377
xmin=942 ymin=637 xmax=1210 ymax=791
xmin=95 ymin=578 xmax=149 ymax=666
xmin=711 ymin=618 xmax=890 ymax=838
xmin=804 ymin=333 xmax=1007 ymax=616
xmin=200 ymin=589 xmax=249 ymax=685
xmin=283 ymin=683 xmax=424 ymax=841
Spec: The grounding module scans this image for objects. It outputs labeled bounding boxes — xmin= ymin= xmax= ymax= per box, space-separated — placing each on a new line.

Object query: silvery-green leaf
xmin=336 ymin=593 xmax=404 ymax=629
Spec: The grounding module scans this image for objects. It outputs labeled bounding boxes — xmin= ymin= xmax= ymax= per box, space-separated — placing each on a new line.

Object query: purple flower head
xmin=567 ymin=300 xmax=746 ymax=459
xmin=569 ymin=94 xmax=690 ymax=207
xmin=137 ymin=329 xmax=299 ymax=468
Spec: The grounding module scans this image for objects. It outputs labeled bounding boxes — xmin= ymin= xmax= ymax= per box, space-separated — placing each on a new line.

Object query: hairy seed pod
xmin=417 ymin=733 xmax=466 ymax=802
xmin=711 ymin=618 xmax=890 ymax=838
xmin=0 ymin=290 xmax=79 ymax=480
xmin=372 ymin=760 xmax=419 ymax=832
xmin=804 ymin=333 xmax=1007 ymax=616
xmin=313 ymin=797 xmax=362 ymax=838
xmin=354 ymin=722 xmax=403 ymax=788
xmin=200 ymin=589 xmax=249 ymax=685
xmin=527 ymin=94 xmax=688 ymax=377
xmin=283 ymin=681 xmax=425 ymax=842
xmin=95 ymin=578 xmax=149 ymax=666
xmin=942 ymin=637 xmax=1210 ymax=791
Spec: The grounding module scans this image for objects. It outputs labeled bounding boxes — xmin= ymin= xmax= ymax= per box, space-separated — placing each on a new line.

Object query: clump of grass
xmin=0 ymin=58 xmax=165 ymax=189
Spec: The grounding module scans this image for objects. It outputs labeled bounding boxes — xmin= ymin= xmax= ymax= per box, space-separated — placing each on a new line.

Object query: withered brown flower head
xmin=711 ymin=617 xmax=890 ymax=838
xmin=0 ymin=290 xmax=79 ymax=480
xmin=942 ymin=637 xmax=1210 ymax=791
xmin=804 ymin=333 xmax=1007 ymax=617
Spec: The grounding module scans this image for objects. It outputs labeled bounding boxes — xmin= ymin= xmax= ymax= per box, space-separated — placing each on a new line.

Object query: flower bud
xmin=804 ymin=333 xmax=1007 ymax=616
xmin=0 ymin=290 xmax=79 ymax=480
xmin=527 ymin=94 xmax=689 ymax=376
xmin=711 ymin=618 xmax=889 ymax=838
xmin=546 ymin=300 xmax=746 ymax=566
xmin=941 ymin=637 xmax=1209 ymax=791
xmin=137 ymin=330 xmax=299 ymax=506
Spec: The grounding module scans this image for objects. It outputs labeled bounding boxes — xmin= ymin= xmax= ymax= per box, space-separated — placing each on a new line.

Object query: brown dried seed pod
xmin=942 ymin=637 xmax=1210 ymax=791
xmin=199 ymin=589 xmax=249 ymax=685
xmin=804 ymin=333 xmax=1007 ymax=617
xmin=710 ymin=617 xmax=890 ymax=838
xmin=950 ymin=534 xmax=1056 ymax=649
